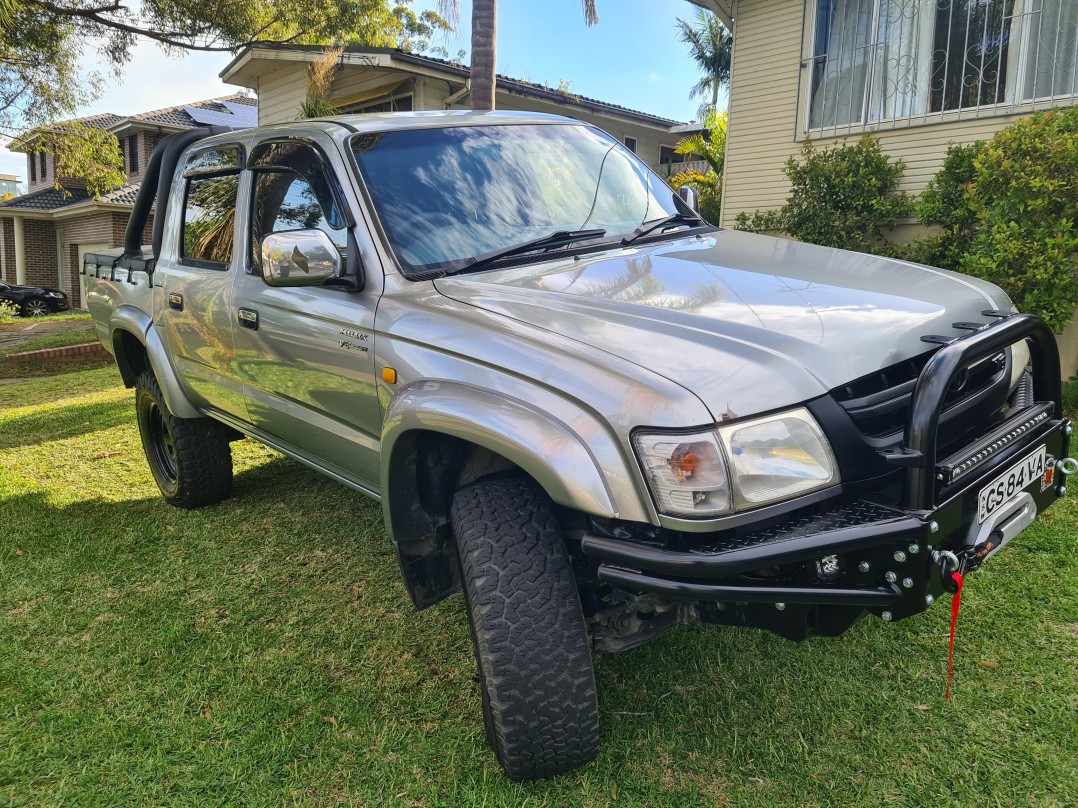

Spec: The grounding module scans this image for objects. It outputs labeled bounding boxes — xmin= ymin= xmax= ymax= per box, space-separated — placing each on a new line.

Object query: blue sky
xmin=1 ymin=0 xmax=719 ymax=186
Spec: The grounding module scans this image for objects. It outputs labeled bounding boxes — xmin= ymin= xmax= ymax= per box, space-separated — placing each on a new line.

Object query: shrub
xmin=958 ymin=107 xmax=1078 ymax=333
xmin=906 ymin=140 xmax=986 ymax=269
xmin=734 ymin=135 xmax=912 ymax=252
xmin=0 ymin=299 xmax=20 ymax=323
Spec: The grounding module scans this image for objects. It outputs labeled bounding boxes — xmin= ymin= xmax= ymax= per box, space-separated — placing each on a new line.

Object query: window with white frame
xmin=807 ymin=0 xmax=1078 ymax=131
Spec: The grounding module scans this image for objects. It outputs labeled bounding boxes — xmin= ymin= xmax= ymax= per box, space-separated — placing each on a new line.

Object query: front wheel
xmin=450 ymin=474 xmax=600 ymax=780
xmin=135 ymin=370 xmax=233 ymax=508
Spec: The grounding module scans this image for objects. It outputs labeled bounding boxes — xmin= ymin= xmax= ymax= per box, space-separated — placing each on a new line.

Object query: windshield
xmin=350 ymin=123 xmax=689 ymax=276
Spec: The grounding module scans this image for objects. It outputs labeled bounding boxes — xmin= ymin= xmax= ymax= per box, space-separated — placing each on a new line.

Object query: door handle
xmin=237 ymin=308 xmax=259 ymax=330
xmin=168 ymin=293 xmax=183 ymax=311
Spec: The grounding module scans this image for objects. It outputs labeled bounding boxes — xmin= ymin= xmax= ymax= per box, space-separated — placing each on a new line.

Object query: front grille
xmin=833 ymin=348 xmax=1008 ymax=443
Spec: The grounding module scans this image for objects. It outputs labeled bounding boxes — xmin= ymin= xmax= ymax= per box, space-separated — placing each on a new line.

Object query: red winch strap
xmin=945 ymin=571 xmax=964 ymax=701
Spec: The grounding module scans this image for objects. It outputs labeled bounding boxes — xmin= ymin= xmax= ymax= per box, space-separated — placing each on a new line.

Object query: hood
xmin=434 ymin=229 xmax=1010 ymax=420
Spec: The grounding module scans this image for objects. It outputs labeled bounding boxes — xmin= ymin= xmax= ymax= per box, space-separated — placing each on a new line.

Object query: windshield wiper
xmin=621 ymin=212 xmax=704 ymax=245
xmin=448 ymin=229 xmax=607 ymax=275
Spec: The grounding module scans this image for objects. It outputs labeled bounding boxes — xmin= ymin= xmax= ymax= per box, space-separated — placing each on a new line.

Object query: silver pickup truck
xmin=85 ymin=110 xmax=1073 ymax=780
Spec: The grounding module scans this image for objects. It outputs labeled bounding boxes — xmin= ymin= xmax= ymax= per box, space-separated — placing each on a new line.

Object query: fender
xmin=382 ymin=380 xmax=627 ymax=522
xmin=381 ymin=379 xmax=651 ymax=608
xmin=110 ymin=304 xmax=201 ymax=419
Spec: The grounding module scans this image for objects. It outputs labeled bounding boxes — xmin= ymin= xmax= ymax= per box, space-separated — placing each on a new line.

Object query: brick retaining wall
xmin=1 ymin=341 xmax=113 ymax=372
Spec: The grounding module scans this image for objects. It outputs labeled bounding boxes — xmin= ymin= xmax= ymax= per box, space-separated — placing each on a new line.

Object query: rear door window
xmin=180 ymin=145 xmax=244 ymax=269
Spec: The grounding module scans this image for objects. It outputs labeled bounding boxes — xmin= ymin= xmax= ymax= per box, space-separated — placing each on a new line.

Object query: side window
xmin=248 ymin=140 xmax=349 ymax=275
xmin=180 ymin=145 xmax=243 ymax=268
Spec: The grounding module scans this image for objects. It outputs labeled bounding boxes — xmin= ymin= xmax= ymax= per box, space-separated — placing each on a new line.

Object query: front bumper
xmin=582 ymin=314 xmax=1071 ymax=635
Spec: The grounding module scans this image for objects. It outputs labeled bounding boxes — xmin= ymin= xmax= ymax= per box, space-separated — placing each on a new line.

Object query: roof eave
xmin=388 ymin=51 xmax=680 ymax=128
xmin=688 ymin=0 xmax=734 ymax=29
xmin=0 ymin=198 xmax=137 ymax=219
xmin=221 ymin=44 xmax=681 ymax=128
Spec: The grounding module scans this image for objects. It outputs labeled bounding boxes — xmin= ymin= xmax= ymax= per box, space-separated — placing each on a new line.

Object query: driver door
xmin=230 ymin=136 xmax=383 ymax=488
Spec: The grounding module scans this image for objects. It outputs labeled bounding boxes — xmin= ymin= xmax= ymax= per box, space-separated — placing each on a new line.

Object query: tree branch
xmin=22 ymin=0 xmax=300 ymax=52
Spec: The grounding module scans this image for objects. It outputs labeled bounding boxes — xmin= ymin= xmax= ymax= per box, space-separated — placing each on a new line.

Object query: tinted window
xmin=180 ymin=145 xmax=243 ymax=267
xmin=184 ymin=145 xmax=243 ymax=176
xmin=249 ymin=141 xmax=348 ymax=273
xmin=182 ymin=174 xmax=239 ymax=266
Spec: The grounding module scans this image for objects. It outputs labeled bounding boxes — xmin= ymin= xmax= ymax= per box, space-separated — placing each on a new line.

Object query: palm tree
xmin=676 ymin=8 xmax=732 ymax=118
xmin=439 ymin=1 xmax=598 ymax=111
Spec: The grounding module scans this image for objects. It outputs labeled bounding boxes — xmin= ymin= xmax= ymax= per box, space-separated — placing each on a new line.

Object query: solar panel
xmin=182 ymin=101 xmax=257 ymax=130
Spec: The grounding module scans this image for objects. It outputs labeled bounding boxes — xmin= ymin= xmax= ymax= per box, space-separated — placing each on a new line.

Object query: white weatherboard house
xmin=709 ymin=0 xmax=1076 ymax=228
xmin=219 ymin=44 xmax=704 ymax=176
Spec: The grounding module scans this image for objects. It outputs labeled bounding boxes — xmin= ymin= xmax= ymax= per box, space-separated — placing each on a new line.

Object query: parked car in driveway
xmin=0 ymin=281 xmax=70 ymax=316
xmin=83 ymin=111 xmax=1074 ymax=781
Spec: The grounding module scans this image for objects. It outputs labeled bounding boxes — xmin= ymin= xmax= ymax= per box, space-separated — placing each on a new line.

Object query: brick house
xmin=0 ymin=94 xmax=255 ymax=308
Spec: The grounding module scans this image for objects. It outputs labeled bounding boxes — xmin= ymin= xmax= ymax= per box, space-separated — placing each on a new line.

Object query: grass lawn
xmin=0 ymin=312 xmax=93 ymax=327
xmin=1 ymin=368 xmax=1076 ymax=806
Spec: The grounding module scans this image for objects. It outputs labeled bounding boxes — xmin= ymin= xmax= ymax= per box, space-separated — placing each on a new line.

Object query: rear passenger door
xmin=160 ymin=144 xmax=248 ymax=419
xmin=230 ymin=136 xmax=383 ymax=489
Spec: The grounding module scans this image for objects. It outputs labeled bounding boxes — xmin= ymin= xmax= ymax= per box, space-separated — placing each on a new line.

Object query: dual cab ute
xmin=85 ymin=111 xmax=1074 ymax=780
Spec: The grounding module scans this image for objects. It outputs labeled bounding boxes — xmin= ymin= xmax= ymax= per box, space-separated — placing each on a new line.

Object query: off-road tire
xmin=135 ymin=369 xmax=233 ymax=508
xmin=450 ymin=474 xmax=600 ymax=780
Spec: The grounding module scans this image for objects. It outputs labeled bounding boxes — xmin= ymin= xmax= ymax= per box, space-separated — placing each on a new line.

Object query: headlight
xmin=634 ymin=408 xmax=839 ymax=518
xmin=1009 ymin=339 xmax=1030 ymax=389
xmin=717 ymin=408 xmax=838 ymax=509
xmin=45 ymin=291 xmax=64 ymax=298
xmin=632 ymin=430 xmax=731 ymax=517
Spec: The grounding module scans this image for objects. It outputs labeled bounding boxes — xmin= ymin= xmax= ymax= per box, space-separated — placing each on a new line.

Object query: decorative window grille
xmin=808 ymin=0 xmax=1078 ymax=132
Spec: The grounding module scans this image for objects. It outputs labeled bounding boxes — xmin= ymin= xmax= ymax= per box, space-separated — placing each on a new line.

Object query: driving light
xmin=717 ymin=409 xmax=838 ymax=509
xmin=632 ymin=430 xmax=731 ymax=517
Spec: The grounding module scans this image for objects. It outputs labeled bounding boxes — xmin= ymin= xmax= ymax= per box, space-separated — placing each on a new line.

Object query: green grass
xmin=0 ymin=329 xmax=98 ymax=357
xmin=0 ymin=312 xmax=93 ymax=329
xmin=1 ymin=369 xmax=1076 ymax=806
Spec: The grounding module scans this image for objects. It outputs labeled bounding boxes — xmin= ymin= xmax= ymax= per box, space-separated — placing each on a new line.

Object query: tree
xmin=669 ymin=109 xmax=727 ymax=225
xmin=437 ymin=1 xmax=597 ymax=111
xmin=675 ymin=7 xmax=731 ymax=119
xmin=1 ymin=0 xmax=442 ymax=195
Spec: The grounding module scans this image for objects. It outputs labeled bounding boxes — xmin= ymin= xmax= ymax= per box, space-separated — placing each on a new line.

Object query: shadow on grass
xmin=0 ymin=397 xmax=133 ymax=449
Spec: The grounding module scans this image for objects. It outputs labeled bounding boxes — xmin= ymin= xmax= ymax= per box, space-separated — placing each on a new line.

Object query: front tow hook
xmin=932 ymin=549 xmax=961 ymax=593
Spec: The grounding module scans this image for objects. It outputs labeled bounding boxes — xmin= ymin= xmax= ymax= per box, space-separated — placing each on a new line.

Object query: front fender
xmin=110 ymin=304 xmax=201 ymax=419
xmin=381 ymin=379 xmax=651 ymax=538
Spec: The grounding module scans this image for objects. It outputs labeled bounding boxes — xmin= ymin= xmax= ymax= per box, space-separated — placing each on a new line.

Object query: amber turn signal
xmin=382 ymin=367 xmax=397 ymax=384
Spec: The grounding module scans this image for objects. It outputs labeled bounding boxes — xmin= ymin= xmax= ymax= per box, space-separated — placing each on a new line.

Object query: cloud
xmin=648 ymin=72 xmax=663 ymax=84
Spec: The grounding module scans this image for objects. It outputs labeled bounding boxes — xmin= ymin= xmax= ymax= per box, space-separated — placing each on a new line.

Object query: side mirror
xmin=260 ymin=230 xmax=341 ymax=288
xmin=677 ymin=185 xmax=699 ymax=212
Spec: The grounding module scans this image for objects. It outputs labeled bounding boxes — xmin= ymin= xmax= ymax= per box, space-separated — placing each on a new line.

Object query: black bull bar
xmin=582 ymin=313 xmax=1070 ymax=610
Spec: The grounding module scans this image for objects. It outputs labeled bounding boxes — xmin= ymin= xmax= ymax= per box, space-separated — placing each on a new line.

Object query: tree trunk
xmin=470 ymin=0 xmax=498 ymax=111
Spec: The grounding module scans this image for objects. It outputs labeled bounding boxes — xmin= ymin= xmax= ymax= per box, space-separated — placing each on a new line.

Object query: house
xmin=708 ymin=0 xmax=1077 ymax=374
xmin=0 ymin=174 xmax=19 ymax=198
xmin=0 ymin=94 xmax=256 ymax=307
xmin=219 ymin=45 xmax=699 ymax=174
xmin=709 ymin=0 xmax=1076 ymax=230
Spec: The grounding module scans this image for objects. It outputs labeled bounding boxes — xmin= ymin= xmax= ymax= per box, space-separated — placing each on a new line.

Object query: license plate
xmin=977 ymin=446 xmax=1047 ymax=523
